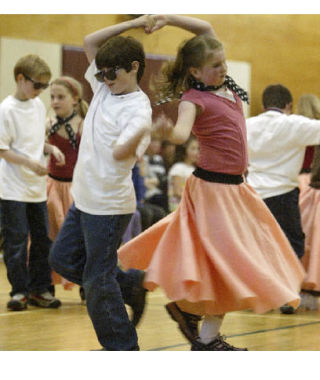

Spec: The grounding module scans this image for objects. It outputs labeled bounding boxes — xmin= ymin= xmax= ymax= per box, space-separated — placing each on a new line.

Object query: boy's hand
xmin=147 ymin=15 xmax=168 ymax=33
xmin=51 ymin=146 xmax=66 ymax=166
xmin=152 ymin=113 xmax=174 ymax=139
xmin=26 ymin=159 xmax=48 ymax=176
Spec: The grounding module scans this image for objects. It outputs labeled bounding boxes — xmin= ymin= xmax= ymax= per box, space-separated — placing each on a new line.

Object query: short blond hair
xmin=14 ymin=54 xmax=51 ymax=81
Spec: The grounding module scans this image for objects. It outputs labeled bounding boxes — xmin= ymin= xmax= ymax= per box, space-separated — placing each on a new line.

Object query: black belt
xmin=193 ymin=167 xmax=243 ymax=185
xmin=48 ymin=173 xmax=73 ymax=182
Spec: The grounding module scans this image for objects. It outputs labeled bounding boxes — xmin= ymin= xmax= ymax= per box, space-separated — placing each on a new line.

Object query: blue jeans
xmin=0 ymin=199 xmax=52 ymax=296
xmin=49 ymin=203 xmax=139 ymax=350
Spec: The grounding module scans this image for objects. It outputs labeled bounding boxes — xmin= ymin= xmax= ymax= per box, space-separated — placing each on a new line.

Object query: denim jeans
xmin=49 ymin=203 xmax=139 ymax=350
xmin=0 ymin=199 xmax=52 ymax=296
xmin=263 ymin=187 xmax=305 ymax=259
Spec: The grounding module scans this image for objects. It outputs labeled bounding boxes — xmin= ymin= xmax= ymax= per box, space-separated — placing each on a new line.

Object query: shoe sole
xmin=29 ymin=298 xmax=61 ymax=308
xmin=7 ymin=303 xmax=27 ymax=311
xmin=165 ymin=302 xmax=196 ymax=343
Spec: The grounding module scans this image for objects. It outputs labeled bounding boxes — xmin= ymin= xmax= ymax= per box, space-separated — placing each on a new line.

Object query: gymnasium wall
xmin=0 ymin=14 xmax=319 ymax=116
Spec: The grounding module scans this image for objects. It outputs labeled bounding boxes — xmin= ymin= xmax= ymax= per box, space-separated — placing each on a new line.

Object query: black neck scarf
xmin=48 ymin=111 xmax=78 ymax=150
xmin=189 ymin=75 xmax=250 ymax=104
xmin=154 ymin=75 xmax=249 ymax=106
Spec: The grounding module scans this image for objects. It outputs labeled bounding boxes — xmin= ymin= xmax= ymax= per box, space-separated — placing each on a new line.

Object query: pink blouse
xmin=182 ymin=89 xmax=248 ymax=175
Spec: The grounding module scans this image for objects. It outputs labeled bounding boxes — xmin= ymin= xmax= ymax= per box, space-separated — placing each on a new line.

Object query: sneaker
xmin=126 ymin=273 xmax=147 ymax=327
xmin=299 ymin=292 xmax=319 ymax=311
xmin=280 ymin=304 xmax=295 ymax=314
xmin=7 ymin=293 xmax=28 ymax=311
xmin=29 ymin=291 xmax=61 ymax=308
xmin=191 ymin=334 xmax=248 ymax=351
xmin=165 ymin=302 xmax=202 ymax=343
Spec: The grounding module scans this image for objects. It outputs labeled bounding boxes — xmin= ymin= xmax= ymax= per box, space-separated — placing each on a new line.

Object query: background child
xmin=298 ymin=94 xmax=320 ymax=310
xmin=246 ymin=85 xmax=320 ymax=314
xmin=118 ymin=14 xmax=305 ymax=351
xmin=47 ymin=76 xmax=88 ymax=295
xmin=167 ymin=135 xmax=199 ymax=212
xmin=0 ymin=54 xmax=65 ymax=311
xmin=49 ymin=15 xmax=153 ymax=350
xmin=297 ymin=95 xmax=317 ymax=192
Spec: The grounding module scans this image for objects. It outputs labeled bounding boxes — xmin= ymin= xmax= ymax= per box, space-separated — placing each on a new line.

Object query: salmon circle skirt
xmin=118 ymin=175 xmax=305 ymax=315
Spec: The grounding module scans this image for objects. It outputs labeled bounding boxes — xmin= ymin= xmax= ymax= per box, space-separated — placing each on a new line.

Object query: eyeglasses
xmin=23 ymin=74 xmax=49 ymax=90
xmin=94 ymin=67 xmax=121 ymax=82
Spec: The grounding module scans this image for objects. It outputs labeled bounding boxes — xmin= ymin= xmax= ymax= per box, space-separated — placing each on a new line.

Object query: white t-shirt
xmin=71 ymin=60 xmax=152 ymax=215
xmin=246 ymin=110 xmax=320 ymax=199
xmin=0 ymin=95 xmax=47 ymax=202
xmin=168 ymin=162 xmax=195 ymax=212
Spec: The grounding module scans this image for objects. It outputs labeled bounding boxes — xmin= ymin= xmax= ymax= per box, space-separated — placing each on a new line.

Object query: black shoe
xmin=280 ymin=304 xmax=295 ymax=314
xmin=165 ymin=302 xmax=202 ymax=343
xmin=126 ymin=273 xmax=147 ymax=327
xmin=191 ymin=334 xmax=248 ymax=351
xmin=7 ymin=293 xmax=28 ymax=311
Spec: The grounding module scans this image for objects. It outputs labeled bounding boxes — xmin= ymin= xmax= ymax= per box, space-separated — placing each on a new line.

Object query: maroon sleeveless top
xmin=48 ymin=129 xmax=81 ymax=180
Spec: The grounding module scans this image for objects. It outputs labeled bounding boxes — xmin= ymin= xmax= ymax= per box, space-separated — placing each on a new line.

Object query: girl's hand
xmin=147 ymin=15 xmax=168 ymax=33
xmin=52 ymin=146 xmax=66 ymax=166
xmin=26 ymin=159 xmax=48 ymax=176
xmin=131 ymin=14 xmax=156 ymax=33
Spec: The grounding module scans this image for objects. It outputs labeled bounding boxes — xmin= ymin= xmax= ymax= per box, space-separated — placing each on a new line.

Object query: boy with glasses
xmin=0 ymin=54 xmax=65 ymax=311
xmin=49 ymin=15 xmax=153 ymax=350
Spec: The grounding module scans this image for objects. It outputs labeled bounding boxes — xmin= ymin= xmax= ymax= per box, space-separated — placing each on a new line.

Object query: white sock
xmin=199 ymin=315 xmax=224 ymax=344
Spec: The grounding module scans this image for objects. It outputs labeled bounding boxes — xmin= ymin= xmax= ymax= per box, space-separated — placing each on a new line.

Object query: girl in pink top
xmin=118 ymin=15 xmax=305 ymax=350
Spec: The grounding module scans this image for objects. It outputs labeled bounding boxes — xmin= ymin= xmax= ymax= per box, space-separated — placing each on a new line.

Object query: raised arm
xmin=149 ymin=14 xmax=216 ymax=38
xmin=83 ymin=15 xmax=154 ymax=63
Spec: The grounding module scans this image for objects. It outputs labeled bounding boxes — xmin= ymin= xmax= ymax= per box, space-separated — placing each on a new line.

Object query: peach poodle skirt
xmin=118 ymin=175 xmax=305 ymax=315
xmin=299 ymin=185 xmax=320 ymax=291
xmin=47 ymin=176 xmax=75 ymax=290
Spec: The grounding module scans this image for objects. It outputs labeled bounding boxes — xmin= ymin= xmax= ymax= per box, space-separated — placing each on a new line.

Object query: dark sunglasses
xmin=23 ymin=74 xmax=49 ymax=90
xmin=94 ymin=66 xmax=121 ymax=82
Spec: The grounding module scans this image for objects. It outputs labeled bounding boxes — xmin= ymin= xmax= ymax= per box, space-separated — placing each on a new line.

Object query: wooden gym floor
xmin=1 ymin=259 xmax=320 ymax=352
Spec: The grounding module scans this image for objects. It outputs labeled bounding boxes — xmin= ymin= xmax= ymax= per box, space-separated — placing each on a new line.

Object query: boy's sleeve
xmin=116 ymin=111 xmax=152 ymax=159
xmin=0 ymin=106 xmax=14 ymax=150
xmin=84 ymin=59 xmax=104 ymax=94
xmin=289 ymin=115 xmax=320 ymax=146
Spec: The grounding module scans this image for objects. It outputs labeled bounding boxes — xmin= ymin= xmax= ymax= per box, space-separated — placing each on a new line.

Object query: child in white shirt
xmin=49 ymin=15 xmax=153 ymax=350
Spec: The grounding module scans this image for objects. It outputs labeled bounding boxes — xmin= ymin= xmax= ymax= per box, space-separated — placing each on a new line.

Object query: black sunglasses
xmin=94 ymin=67 xmax=121 ymax=82
xmin=23 ymin=74 xmax=49 ymax=90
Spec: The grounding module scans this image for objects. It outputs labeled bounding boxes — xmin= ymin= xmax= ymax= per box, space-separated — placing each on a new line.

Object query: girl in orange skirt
xmin=47 ymin=76 xmax=88 ymax=292
xmin=298 ymin=94 xmax=320 ymax=310
xmin=118 ymin=15 xmax=305 ymax=350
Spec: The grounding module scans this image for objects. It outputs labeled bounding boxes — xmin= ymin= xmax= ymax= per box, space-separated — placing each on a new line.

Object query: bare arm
xmin=113 ymin=128 xmax=148 ymax=161
xmin=83 ymin=15 xmax=155 ymax=63
xmin=44 ymin=143 xmax=65 ymax=166
xmin=0 ymin=149 xmax=48 ymax=176
xmin=155 ymin=101 xmax=197 ymax=145
xmin=149 ymin=14 xmax=216 ymax=38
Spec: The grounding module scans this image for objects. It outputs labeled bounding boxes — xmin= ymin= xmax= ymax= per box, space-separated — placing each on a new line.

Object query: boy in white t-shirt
xmin=246 ymin=84 xmax=320 ymax=313
xmin=49 ymin=16 xmax=153 ymax=350
xmin=0 ymin=54 xmax=65 ymax=311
